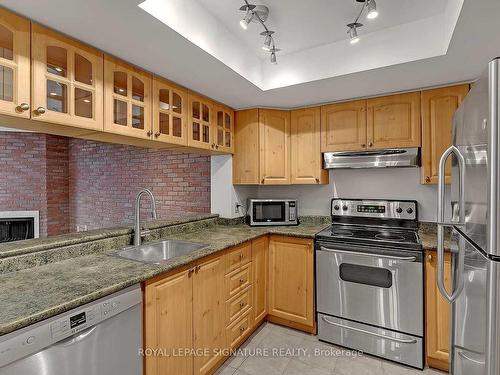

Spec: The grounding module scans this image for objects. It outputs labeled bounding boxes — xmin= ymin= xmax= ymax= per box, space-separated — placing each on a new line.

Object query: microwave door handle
xmin=437 ymin=146 xmax=466 ymax=303
xmin=319 ymin=246 xmax=417 ymax=262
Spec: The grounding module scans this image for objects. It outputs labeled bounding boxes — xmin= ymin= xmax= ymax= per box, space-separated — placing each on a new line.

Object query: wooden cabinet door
xmin=425 ymin=250 xmax=452 ymax=372
xmin=0 ymin=9 xmax=30 ymax=118
xmin=145 ymin=269 xmax=193 ymax=375
xmin=188 ymin=93 xmax=213 ymax=150
xmin=291 ymin=107 xmax=328 ymax=185
xmin=268 ymin=236 xmax=314 ymax=329
xmin=152 ymin=76 xmax=188 ymax=146
xmin=421 ymin=85 xmax=469 ymax=184
xmin=252 ymin=236 xmax=268 ymax=327
xmin=214 ymin=105 xmax=234 ymax=153
xmin=259 ymin=109 xmax=291 ymax=185
xmin=233 ymin=109 xmax=260 ymax=184
xmin=367 ymin=92 xmax=421 ymax=149
xmin=32 ymin=24 xmax=103 ymax=130
xmin=321 ymin=100 xmax=367 ymax=152
xmin=193 ymin=256 xmax=226 ymax=375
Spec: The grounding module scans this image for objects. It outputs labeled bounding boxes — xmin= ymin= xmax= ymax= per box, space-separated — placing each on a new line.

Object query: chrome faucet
xmin=134 ymin=189 xmax=158 ymax=246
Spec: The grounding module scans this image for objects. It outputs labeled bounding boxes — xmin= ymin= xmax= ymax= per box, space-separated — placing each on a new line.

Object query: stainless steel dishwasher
xmin=0 ymin=284 xmax=143 ymax=375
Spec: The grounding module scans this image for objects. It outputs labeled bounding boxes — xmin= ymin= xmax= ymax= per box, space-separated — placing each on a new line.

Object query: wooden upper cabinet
xmin=145 ymin=269 xmax=194 ymax=375
xmin=421 ymin=84 xmax=469 ymax=184
xmin=321 ymin=100 xmax=367 ymax=152
xmin=152 ymin=76 xmax=187 ymax=146
xmin=188 ymin=93 xmax=213 ymax=150
xmin=367 ymin=92 xmax=421 ymax=149
xmin=214 ymin=105 xmax=234 ymax=153
xmin=32 ymin=24 xmax=103 ymax=130
xmin=103 ymin=55 xmax=152 ymax=138
xmin=291 ymin=107 xmax=328 ymax=184
xmin=426 ymin=250 xmax=452 ymax=372
xmin=0 ymin=9 xmax=30 ymax=118
xmin=233 ymin=109 xmax=259 ymax=184
xmin=268 ymin=236 xmax=314 ymax=330
xmin=259 ymin=109 xmax=291 ymax=185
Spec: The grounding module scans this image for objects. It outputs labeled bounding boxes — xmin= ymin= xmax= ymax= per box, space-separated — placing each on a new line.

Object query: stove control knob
xmin=406 ymin=207 xmax=414 ymax=214
xmin=333 ymin=205 xmax=340 ymax=211
xmin=396 ymin=207 xmax=403 ymax=214
xmin=342 ymin=205 xmax=348 ymax=211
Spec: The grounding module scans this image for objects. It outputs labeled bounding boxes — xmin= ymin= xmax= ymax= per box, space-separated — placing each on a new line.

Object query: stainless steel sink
xmin=112 ymin=239 xmax=209 ymax=264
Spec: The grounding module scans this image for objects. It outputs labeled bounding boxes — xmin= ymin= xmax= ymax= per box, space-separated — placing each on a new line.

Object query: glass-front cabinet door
xmin=152 ymin=77 xmax=187 ymax=146
xmin=215 ymin=105 xmax=234 ymax=153
xmin=31 ymin=24 xmax=103 ymax=130
xmin=0 ymin=9 xmax=30 ymax=118
xmin=188 ymin=93 xmax=213 ymax=149
xmin=104 ymin=55 xmax=152 ymax=139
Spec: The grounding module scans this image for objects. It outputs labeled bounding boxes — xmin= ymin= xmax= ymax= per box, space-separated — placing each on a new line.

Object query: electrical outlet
xmin=235 ymin=202 xmax=242 ymax=214
xmin=76 ymin=224 xmax=88 ymax=232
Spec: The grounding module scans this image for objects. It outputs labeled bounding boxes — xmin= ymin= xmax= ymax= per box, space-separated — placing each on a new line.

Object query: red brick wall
xmin=0 ymin=132 xmax=211 ymax=236
xmin=68 ymin=139 xmax=211 ymax=231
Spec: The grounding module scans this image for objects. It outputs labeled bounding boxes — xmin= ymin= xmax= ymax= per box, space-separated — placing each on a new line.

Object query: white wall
xmin=251 ymin=168 xmax=450 ymax=222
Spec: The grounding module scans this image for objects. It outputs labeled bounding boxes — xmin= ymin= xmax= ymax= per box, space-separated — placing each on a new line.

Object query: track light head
xmin=347 ymin=22 xmax=362 ymax=44
xmin=366 ymin=0 xmax=378 ymax=19
xmin=269 ymin=47 xmax=280 ymax=64
xmin=240 ymin=10 xmax=254 ymax=30
xmin=260 ymin=30 xmax=275 ymax=51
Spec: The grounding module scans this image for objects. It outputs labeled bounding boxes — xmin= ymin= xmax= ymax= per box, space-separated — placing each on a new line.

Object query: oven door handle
xmin=319 ymin=246 xmax=417 ymax=262
xmin=321 ymin=316 xmax=417 ymax=344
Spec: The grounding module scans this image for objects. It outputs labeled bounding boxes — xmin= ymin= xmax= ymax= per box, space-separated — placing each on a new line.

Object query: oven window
xmin=253 ymin=202 xmax=285 ymax=222
xmin=339 ymin=263 xmax=392 ymax=288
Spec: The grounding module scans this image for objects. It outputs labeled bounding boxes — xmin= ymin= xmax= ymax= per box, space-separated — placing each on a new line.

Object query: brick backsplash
xmin=0 ymin=132 xmax=211 ymax=236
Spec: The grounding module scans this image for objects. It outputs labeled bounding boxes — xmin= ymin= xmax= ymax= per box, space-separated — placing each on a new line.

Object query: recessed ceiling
xmin=1 ymin=0 xmax=499 ymax=109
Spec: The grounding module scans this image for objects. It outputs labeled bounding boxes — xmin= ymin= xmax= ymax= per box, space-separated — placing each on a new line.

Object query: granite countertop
xmin=418 ymin=222 xmax=456 ymax=251
xmin=0 ymin=220 xmax=328 ymax=337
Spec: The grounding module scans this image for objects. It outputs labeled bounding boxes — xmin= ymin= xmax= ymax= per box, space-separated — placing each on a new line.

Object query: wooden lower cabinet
xmin=193 ymin=256 xmax=226 ymax=375
xmin=251 ymin=236 xmax=268 ymax=327
xmin=145 ymin=268 xmax=193 ymax=375
xmin=268 ymin=235 xmax=315 ymax=331
xmin=425 ymin=250 xmax=452 ymax=372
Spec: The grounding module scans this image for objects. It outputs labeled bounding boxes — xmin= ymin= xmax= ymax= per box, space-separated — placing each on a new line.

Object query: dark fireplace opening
xmin=0 ymin=218 xmax=35 ymax=243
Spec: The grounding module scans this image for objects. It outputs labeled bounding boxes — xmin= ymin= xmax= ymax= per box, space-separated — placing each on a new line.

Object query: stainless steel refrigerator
xmin=437 ymin=57 xmax=500 ymax=375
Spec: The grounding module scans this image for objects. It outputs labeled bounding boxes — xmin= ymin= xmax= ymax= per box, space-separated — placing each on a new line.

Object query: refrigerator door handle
xmin=437 ymin=145 xmax=466 ymax=303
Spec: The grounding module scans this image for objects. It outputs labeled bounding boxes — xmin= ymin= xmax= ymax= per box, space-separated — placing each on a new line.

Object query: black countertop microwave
xmin=246 ymin=199 xmax=298 ymax=226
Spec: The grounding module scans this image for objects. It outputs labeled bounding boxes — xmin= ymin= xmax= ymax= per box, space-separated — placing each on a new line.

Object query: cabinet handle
xmin=154 ymin=132 xmax=161 ymax=138
xmin=240 ymin=302 xmax=246 ymax=308
xmin=188 ymin=268 xmax=195 ymax=277
xmin=215 ymin=145 xmax=219 ymax=149
xmin=34 ymin=106 xmax=46 ymax=115
xmin=261 ymin=178 xmax=265 ymax=184
xmin=315 ymin=178 xmax=320 ymax=184
xmin=195 ymin=265 xmax=201 ymax=273
xmin=368 ymin=142 xmax=373 ymax=147
xmin=428 ymin=254 xmax=433 ymax=261
xmin=425 ymin=176 xmax=431 ymax=183
xmin=361 ymin=143 xmax=366 ymax=148
xmin=146 ymin=130 xmax=153 ymax=137
xmin=17 ymin=103 xmax=30 ymax=112
xmin=239 ymin=253 xmax=244 ymax=260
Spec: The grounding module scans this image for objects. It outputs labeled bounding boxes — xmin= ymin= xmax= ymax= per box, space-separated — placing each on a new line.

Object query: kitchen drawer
xmin=227 ymin=308 xmax=253 ymax=349
xmin=226 ymin=242 xmax=252 ymax=274
xmin=225 ymin=263 xmax=252 ymax=300
xmin=226 ymin=285 xmax=252 ymax=326
xmin=317 ymin=313 xmax=424 ymax=369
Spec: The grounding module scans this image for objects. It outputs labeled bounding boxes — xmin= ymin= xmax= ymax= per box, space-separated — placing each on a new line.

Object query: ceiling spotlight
xmin=269 ymin=48 xmax=280 ymax=64
xmin=239 ymin=5 xmax=255 ymax=30
xmin=366 ymin=0 xmax=378 ymax=19
xmin=260 ymin=30 xmax=275 ymax=51
xmin=347 ymin=23 xmax=362 ymax=44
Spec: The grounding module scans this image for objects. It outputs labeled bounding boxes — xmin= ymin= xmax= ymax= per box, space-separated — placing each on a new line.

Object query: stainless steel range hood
xmin=323 ymin=148 xmax=420 ymax=169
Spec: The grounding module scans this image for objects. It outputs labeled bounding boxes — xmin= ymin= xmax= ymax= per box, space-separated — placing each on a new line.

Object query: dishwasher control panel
xmin=0 ymin=285 xmax=141 ymax=369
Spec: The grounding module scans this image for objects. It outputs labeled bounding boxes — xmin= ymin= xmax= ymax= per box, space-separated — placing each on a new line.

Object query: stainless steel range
xmin=315 ymin=198 xmax=424 ymax=369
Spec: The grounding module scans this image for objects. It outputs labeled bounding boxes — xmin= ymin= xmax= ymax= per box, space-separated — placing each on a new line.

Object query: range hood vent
xmin=323 ymin=148 xmax=420 ymax=169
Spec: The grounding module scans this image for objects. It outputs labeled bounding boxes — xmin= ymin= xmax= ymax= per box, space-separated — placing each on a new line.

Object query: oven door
xmin=316 ymin=242 xmax=423 ymax=336
xmin=250 ymin=201 xmax=289 ymax=225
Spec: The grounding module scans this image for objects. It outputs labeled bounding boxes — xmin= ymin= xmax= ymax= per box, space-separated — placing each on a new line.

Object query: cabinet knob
xmin=425 ymin=176 xmax=431 ymax=183
xmin=240 ymin=302 xmax=246 ymax=308
xmin=368 ymin=142 xmax=373 ymax=147
xmin=261 ymin=178 xmax=265 ymax=184
xmin=146 ymin=130 xmax=153 ymax=137
xmin=34 ymin=106 xmax=46 ymax=115
xmin=361 ymin=144 xmax=366 ymax=148
xmin=188 ymin=268 xmax=195 ymax=277
xmin=427 ymin=254 xmax=433 ymax=261
xmin=154 ymin=132 xmax=161 ymax=138
xmin=215 ymin=145 xmax=219 ymax=149
xmin=315 ymin=178 xmax=320 ymax=184
xmin=240 ymin=326 xmax=246 ymax=332
xmin=239 ymin=253 xmax=244 ymax=259
xmin=239 ymin=278 xmax=245 ymax=283
xmin=195 ymin=265 xmax=201 ymax=273
xmin=17 ymin=103 xmax=30 ymax=112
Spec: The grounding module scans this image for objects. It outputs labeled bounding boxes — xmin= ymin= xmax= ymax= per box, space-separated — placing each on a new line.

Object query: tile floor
xmin=215 ymin=323 xmax=446 ymax=375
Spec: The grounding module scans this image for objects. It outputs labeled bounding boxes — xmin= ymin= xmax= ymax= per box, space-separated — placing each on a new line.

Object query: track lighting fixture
xmin=366 ymin=0 xmax=378 ymax=19
xmin=347 ymin=23 xmax=361 ymax=44
xmin=239 ymin=1 xmax=280 ymax=64
xmin=347 ymin=0 xmax=380 ymax=44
